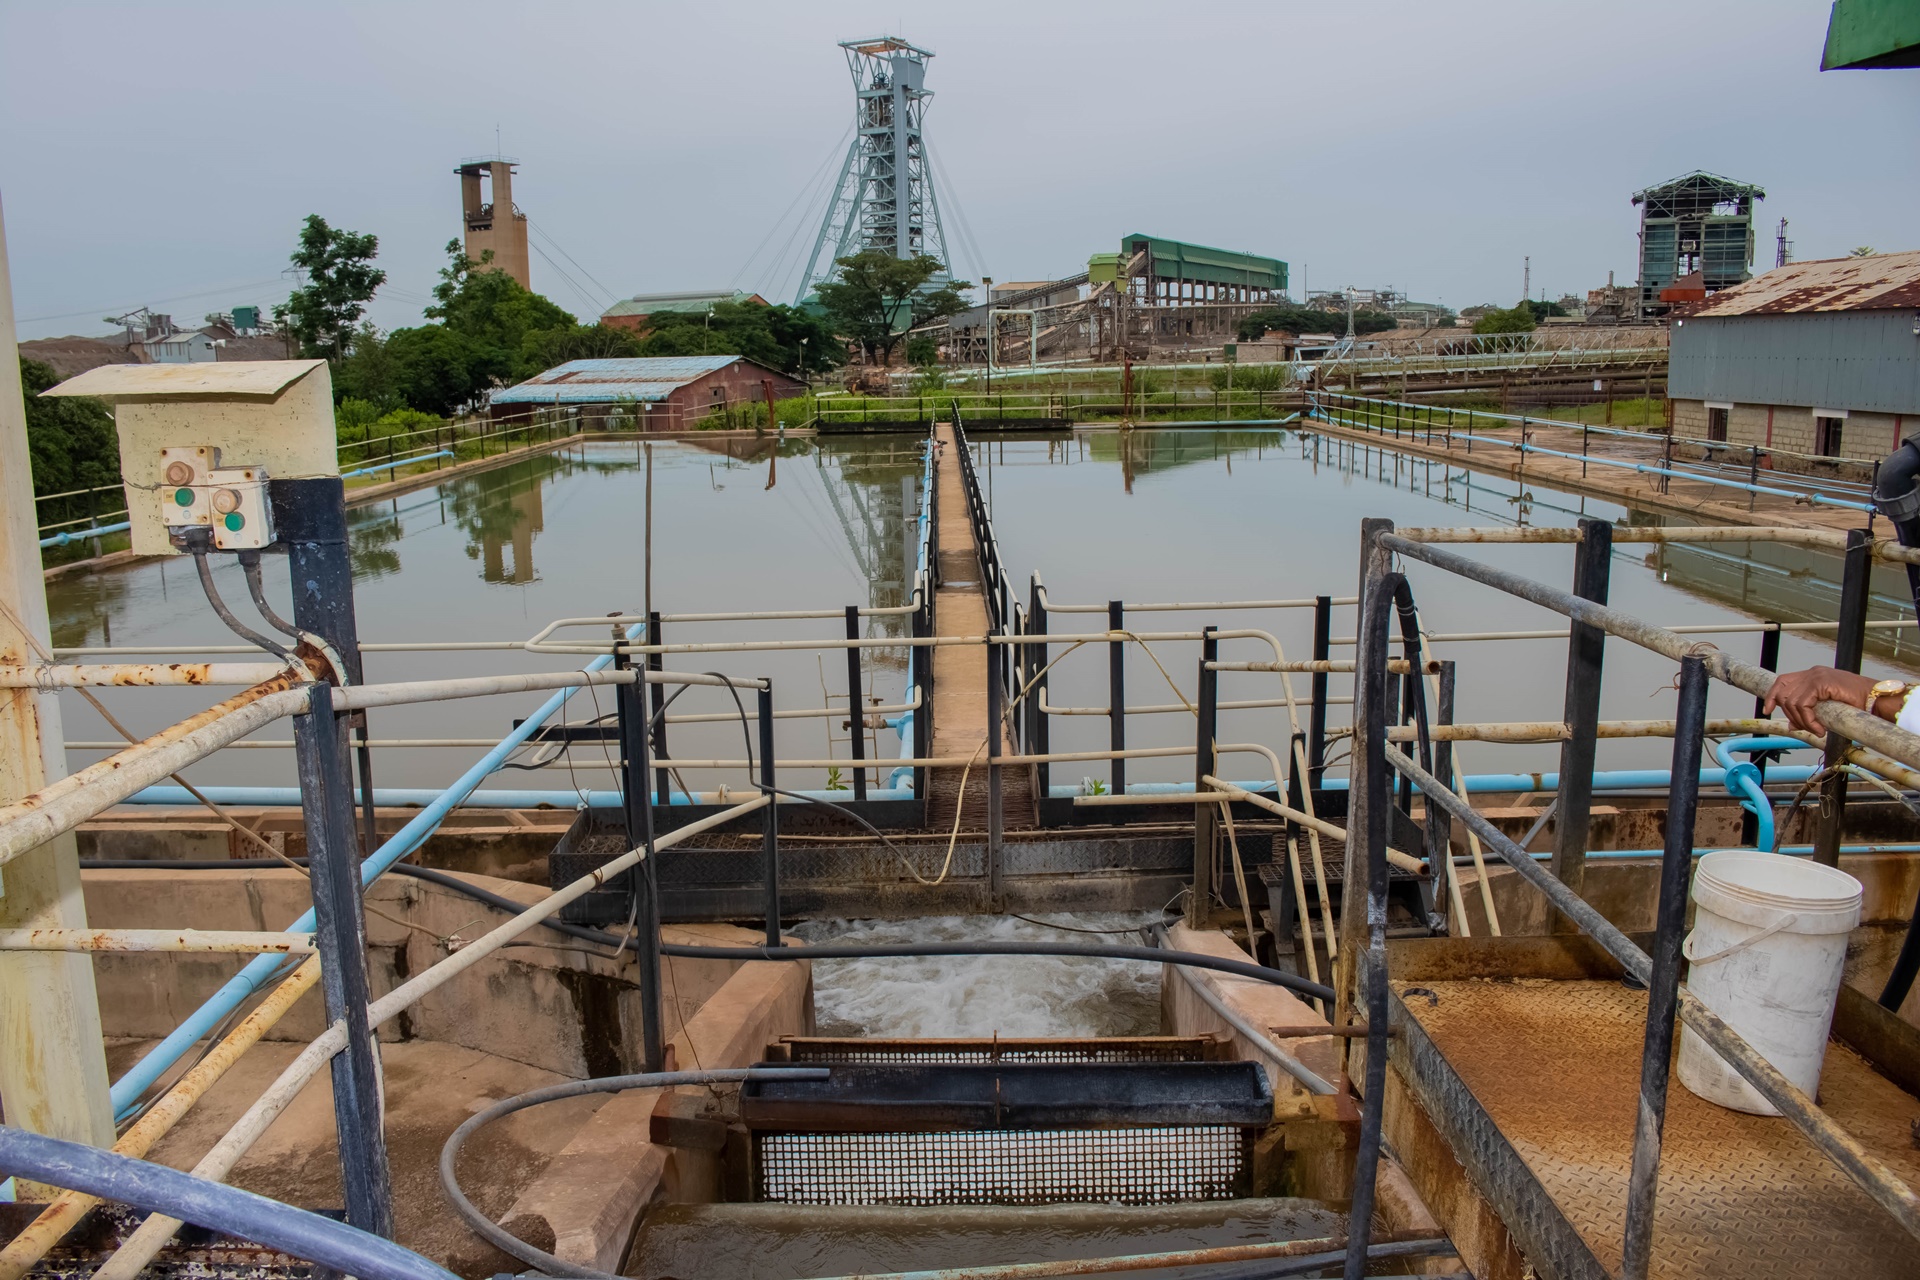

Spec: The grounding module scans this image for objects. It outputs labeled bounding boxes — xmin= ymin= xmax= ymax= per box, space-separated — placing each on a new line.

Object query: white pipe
xmin=0 ymin=929 xmax=314 ymax=955
xmin=92 ymin=793 xmax=772 ymax=1280
xmin=0 ymin=685 xmax=309 ymax=871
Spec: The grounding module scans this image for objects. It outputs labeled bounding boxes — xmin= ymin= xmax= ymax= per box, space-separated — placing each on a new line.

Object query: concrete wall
xmin=79 ymin=866 xmax=772 ymax=1079
xmin=1670 ymin=396 xmax=1909 ymax=466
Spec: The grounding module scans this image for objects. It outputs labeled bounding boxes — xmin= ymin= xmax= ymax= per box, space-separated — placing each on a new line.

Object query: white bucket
xmin=1676 ymin=850 xmax=1862 ymax=1115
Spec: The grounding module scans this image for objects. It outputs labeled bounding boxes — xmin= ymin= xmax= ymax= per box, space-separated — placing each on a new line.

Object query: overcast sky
xmin=4 ymin=1 xmax=1915 ymax=340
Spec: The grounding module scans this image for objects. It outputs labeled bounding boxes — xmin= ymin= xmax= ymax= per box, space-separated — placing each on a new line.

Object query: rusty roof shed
xmin=1669 ymin=252 xmax=1920 ymax=415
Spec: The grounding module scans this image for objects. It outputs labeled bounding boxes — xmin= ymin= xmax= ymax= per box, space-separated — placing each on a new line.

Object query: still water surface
xmin=43 ymin=428 xmax=1911 ymax=792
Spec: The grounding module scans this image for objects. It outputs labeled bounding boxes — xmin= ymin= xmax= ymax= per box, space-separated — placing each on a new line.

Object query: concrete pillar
xmin=0 ymin=191 xmax=116 ymax=1170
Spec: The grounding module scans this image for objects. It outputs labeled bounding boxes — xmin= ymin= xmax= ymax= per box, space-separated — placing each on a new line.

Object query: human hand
xmin=1761 ymin=665 xmax=1877 ymax=734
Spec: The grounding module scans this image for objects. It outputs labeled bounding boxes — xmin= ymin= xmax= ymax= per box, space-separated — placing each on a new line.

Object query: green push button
xmin=174 ymin=488 xmax=194 ymax=506
xmin=223 ymin=512 xmax=245 ymax=532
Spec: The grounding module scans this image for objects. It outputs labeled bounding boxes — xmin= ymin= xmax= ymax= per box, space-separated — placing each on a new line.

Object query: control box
xmin=157 ymin=446 xmax=218 ymax=528
xmin=207 ymin=465 xmax=274 ymax=550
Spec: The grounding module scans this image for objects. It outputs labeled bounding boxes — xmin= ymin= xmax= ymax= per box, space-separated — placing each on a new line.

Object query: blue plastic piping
xmin=119 ymin=784 xmax=914 ymax=809
xmin=1477 ymin=842 xmax=1920 ymax=863
xmin=337 ymin=450 xmax=455 ymax=480
xmin=1050 ymin=767 xmax=1821 ymax=799
xmin=39 ymin=520 xmax=132 ymax=549
xmin=1714 ymin=735 xmax=1807 ymax=852
xmin=0 ymin=1125 xmax=457 ymax=1280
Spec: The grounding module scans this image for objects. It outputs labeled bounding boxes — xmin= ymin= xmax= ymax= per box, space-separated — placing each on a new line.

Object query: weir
xmin=4 ymin=390 xmax=1920 ymax=1280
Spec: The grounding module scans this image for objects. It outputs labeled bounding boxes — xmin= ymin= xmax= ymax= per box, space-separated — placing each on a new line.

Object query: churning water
xmin=794 ymin=913 xmax=1166 ymax=1038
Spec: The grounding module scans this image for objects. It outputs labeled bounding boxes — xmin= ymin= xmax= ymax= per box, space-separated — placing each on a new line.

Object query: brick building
xmin=1668 ymin=250 xmax=1920 ymax=467
xmin=489 ymin=355 xmax=805 ymax=431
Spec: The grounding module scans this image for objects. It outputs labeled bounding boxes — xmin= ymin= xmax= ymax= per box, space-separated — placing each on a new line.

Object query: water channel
xmin=44 ymin=427 xmax=1915 ymax=795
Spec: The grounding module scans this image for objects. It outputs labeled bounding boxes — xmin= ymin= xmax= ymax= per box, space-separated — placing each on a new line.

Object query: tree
xmin=274 ymin=215 xmax=386 ymax=358
xmin=1472 ymin=303 xmax=1537 ymax=335
xmin=383 ymin=325 xmax=489 ymax=417
xmin=637 ymin=301 xmax=842 ymax=376
xmin=814 ymin=252 xmax=972 ymax=365
xmin=20 ymin=357 xmax=119 ymax=497
xmin=1850 ymin=246 xmax=1878 ymax=257
xmin=1237 ymin=306 xmax=1394 ymax=341
xmin=1523 ymin=299 xmax=1567 ymax=321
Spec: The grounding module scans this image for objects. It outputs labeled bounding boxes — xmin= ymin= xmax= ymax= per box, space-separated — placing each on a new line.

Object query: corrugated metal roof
xmin=1689 ymin=251 xmax=1920 ymax=317
xmin=601 ymin=290 xmax=764 ymax=319
xmin=41 ymin=359 xmax=326 ymax=400
xmin=490 ymin=355 xmax=743 ymax=404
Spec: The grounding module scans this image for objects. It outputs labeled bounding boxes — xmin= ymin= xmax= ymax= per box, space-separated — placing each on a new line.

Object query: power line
xmin=527 ymin=219 xmax=618 ymax=310
xmin=731 ymin=125 xmax=854 ymax=292
xmin=527 ymin=241 xmax=604 ymax=318
xmin=926 ymin=142 xmax=986 ymax=281
xmin=19 ymin=277 xmax=293 ymax=326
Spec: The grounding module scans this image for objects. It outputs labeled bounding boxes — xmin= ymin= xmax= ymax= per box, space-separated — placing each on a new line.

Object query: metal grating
xmin=780 ymin=1037 xmax=1216 ymax=1065
xmin=754 ymin=1126 xmax=1253 ymax=1206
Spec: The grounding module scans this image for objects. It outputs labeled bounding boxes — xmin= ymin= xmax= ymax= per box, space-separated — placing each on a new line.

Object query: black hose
xmin=186 ymin=545 xmax=293 ymax=662
xmin=76 ymin=858 xmax=1337 ymax=1003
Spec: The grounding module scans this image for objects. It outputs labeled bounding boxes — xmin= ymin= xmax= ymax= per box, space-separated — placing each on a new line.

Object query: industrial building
xmin=1633 ymin=171 xmax=1763 ymax=319
xmin=1667 ymin=250 xmax=1920 ymax=464
xmin=489 ymin=354 xmax=804 ymax=430
xmin=599 ymin=290 xmax=768 ymax=335
xmin=456 ymin=156 xmax=531 ymax=289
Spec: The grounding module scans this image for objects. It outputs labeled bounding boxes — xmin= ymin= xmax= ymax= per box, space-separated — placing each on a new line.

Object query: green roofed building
xmin=1822 ymin=0 xmax=1920 ymax=69
xmin=1118 ymin=234 xmax=1288 ymax=305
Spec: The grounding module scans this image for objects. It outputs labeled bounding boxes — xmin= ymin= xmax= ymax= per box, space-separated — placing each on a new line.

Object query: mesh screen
xmin=754 ymin=1126 xmax=1251 ymax=1205
xmin=784 ymin=1040 xmax=1207 ymax=1065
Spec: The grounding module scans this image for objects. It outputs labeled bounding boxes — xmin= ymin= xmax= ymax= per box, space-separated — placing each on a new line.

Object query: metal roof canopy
xmin=1822 ymin=0 xmax=1920 ymax=69
xmin=41 ymin=359 xmax=327 ymax=402
xmin=1631 ymin=171 xmax=1765 ymax=217
xmin=491 ymin=354 xmax=760 ymax=405
xmin=1120 ymin=234 xmax=1287 ymax=291
xmin=1687 ymin=250 xmax=1920 ymax=316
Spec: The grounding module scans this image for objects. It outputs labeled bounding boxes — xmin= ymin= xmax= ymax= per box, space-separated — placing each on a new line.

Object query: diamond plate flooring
xmin=1398 ymin=978 xmax=1920 ymax=1279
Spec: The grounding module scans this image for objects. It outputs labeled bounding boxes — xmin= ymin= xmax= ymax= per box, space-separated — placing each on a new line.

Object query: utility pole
xmin=1523 ymin=256 xmax=1530 ymax=304
xmin=1776 ymin=218 xmax=1792 ymax=269
xmin=0 ymin=192 xmax=117 ymax=1178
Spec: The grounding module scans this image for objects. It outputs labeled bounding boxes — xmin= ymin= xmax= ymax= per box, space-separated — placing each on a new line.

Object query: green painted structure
xmin=1119 ymin=233 xmax=1287 ymax=295
xmin=1822 ymin=0 xmax=1920 ymax=69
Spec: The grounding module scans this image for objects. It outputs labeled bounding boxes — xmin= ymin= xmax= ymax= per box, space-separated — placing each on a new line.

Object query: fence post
xmin=911 ymin=595 xmax=930 ymax=805
xmin=1552 ymin=516 xmax=1612 ymax=920
xmin=1815 ymin=529 xmax=1873 ymax=868
xmin=1308 ymin=595 xmax=1331 ymax=788
xmin=1029 ymin=575 xmax=1049 ymax=800
xmin=987 ymin=639 xmax=1004 ymax=908
xmin=647 ymin=611 xmax=669 ymax=808
xmin=613 ymin=643 xmax=664 ymax=1072
xmin=1191 ymin=626 xmax=1219 ymax=928
xmin=1107 ymin=600 xmax=1126 ymax=801
xmin=1748 ymin=444 xmax=1761 ymax=511
xmin=1620 ymin=654 xmax=1708 ymax=1280
xmin=291 ymin=682 xmax=393 ymax=1238
xmin=1430 ymin=659 xmax=1457 ymax=901
xmin=845 ymin=605 xmax=867 ymax=802
xmin=759 ymin=682 xmax=780 ymax=944
xmin=1743 ymin=624 xmax=1783 ymax=846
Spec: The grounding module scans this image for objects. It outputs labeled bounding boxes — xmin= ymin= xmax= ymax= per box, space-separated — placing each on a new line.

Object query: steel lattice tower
xmin=795 ymin=36 xmax=951 ymax=303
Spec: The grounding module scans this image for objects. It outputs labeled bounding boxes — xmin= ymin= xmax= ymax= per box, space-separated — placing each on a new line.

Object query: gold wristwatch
xmin=1867 ymin=679 xmax=1910 ymax=711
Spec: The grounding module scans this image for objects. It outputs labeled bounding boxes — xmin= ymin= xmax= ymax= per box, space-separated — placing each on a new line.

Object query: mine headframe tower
xmin=796 ymin=36 xmax=952 ymax=303
xmin=1632 ymin=170 xmax=1763 ymax=319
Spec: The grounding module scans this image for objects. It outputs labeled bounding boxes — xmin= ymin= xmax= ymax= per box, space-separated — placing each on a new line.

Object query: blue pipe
xmin=1714 ymin=735 xmax=1807 ymax=851
xmin=0 ymin=1125 xmax=456 ymax=1280
xmin=338 ymin=450 xmax=455 ymax=480
xmin=1049 ymin=767 xmax=1822 ymax=799
xmin=118 ymin=784 xmax=915 ymax=808
xmin=1478 ymin=842 xmax=1920 ymax=863
xmin=39 ymin=520 xmax=131 ymax=548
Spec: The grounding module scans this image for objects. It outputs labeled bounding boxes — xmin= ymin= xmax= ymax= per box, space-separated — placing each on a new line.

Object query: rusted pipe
xmin=1203 ymin=775 xmax=1423 ymax=874
xmin=798 ymin=1233 xmax=1447 ymax=1280
xmin=0 ymin=956 xmax=322 ymax=1280
xmin=0 ymin=662 xmax=298 ymax=688
xmin=0 ymin=929 xmax=314 ymax=954
xmin=0 ymin=675 xmax=309 ymax=871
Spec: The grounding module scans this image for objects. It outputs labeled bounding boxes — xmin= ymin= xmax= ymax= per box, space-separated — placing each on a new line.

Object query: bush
xmin=1472 ymin=304 xmax=1537 ymax=335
